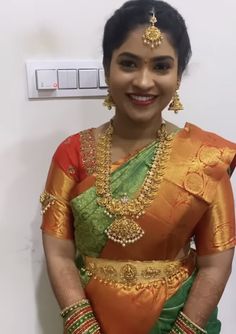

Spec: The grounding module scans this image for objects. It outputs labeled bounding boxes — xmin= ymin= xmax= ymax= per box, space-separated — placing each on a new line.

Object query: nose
xmin=132 ymin=68 xmax=155 ymax=91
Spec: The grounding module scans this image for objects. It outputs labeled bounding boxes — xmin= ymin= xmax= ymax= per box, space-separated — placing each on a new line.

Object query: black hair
xmin=102 ymin=0 xmax=192 ymax=76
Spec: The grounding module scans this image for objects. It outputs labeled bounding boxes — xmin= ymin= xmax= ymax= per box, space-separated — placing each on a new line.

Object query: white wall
xmin=0 ymin=0 xmax=235 ymax=333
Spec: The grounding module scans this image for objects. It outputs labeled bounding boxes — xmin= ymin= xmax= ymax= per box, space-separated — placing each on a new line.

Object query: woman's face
xmin=107 ymin=26 xmax=179 ymax=124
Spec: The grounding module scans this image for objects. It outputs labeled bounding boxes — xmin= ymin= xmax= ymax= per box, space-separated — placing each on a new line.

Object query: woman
xmin=40 ymin=1 xmax=236 ymax=333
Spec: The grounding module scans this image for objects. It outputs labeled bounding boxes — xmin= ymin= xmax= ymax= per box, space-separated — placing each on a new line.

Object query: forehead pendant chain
xmin=142 ymin=11 xmax=163 ymax=49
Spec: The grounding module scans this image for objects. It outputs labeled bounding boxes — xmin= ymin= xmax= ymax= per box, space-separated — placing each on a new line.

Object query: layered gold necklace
xmin=95 ymin=122 xmax=174 ymax=247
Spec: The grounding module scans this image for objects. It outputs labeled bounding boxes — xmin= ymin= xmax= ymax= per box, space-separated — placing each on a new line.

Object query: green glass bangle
xmin=65 ymin=309 xmax=93 ymax=325
xmin=88 ymin=322 xmax=100 ymax=334
xmin=79 ymin=321 xmax=100 ymax=334
xmin=67 ymin=312 xmax=94 ymax=333
xmin=60 ymin=298 xmax=90 ymax=318
xmin=65 ymin=303 xmax=92 ymax=321
xmin=179 ymin=312 xmax=207 ymax=334
xmin=171 ymin=323 xmax=184 ymax=334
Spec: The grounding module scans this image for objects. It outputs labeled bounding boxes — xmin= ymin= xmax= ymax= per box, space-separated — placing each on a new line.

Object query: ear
xmin=103 ymin=63 xmax=110 ymax=84
xmin=104 ymin=71 xmax=110 ymax=85
xmin=177 ymin=71 xmax=182 ymax=84
xmin=177 ymin=77 xmax=182 ymax=89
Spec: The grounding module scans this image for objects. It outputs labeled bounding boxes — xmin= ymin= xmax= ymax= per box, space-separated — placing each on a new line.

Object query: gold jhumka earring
xmin=168 ymin=83 xmax=184 ymax=114
xmin=142 ymin=11 xmax=163 ymax=48
xmin=103 ymin=90 xmax=115 ymax=110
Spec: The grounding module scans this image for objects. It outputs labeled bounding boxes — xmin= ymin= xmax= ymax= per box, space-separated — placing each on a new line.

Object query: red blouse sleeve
xmin=40 ymin=133 xmax=82 ymax=240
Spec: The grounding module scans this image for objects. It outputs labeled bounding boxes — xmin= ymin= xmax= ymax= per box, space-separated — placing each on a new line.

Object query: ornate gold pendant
xmin=105 ymin=217 xmax=145 ymax=247
xmin=142 ymin=13 xmax=163 ymax=49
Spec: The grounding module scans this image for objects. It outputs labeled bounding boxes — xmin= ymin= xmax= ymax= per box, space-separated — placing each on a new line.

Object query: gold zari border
xmin=80 ymin=129 xmax=96 ymax=175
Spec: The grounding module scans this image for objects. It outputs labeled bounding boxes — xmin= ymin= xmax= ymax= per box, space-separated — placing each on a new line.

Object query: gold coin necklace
xmin=95 ymin=122 xmax=174 ymax=247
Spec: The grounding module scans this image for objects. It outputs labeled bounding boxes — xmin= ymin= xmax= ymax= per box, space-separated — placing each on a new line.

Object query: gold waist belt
xmin=83 ymin=251 xmax=195 ymax=289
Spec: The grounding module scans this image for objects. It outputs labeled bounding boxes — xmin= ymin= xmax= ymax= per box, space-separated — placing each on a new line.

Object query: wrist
xmin=60 ymin=299 xmax=101 ymax=334
xmin=60 ymin=298 xmax=89 ymax=319
xmin=170 ymin=311 xmax=207 ymax=334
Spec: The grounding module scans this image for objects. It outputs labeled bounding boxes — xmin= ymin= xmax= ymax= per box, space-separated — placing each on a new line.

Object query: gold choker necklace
xmin=95 ymin=122 xmax=174 ymax=247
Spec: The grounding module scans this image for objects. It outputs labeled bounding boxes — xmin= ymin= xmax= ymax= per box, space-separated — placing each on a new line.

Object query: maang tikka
xmin=142 ymin=11 xmax=163 ymax=49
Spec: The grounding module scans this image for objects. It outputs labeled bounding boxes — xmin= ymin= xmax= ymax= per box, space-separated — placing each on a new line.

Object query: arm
xmin=40 ymin=137 xmax=85 ymax=308
xmin=183 ymin=248 xmax=234 ymax=328
xmin=42 ymin=233 xmax=85 ymax=309
xmin=41 ymin=138 xmax=101 ymax=333
xmin=183 ymin=167 xmax=235 ymax=328
xmin=171 ymin=151 xmax=236 ymax=333
xmin=43 ymin=233 xmax=101 ymax=333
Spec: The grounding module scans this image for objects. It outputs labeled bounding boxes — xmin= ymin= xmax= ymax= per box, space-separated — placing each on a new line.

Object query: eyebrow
xmin=117 ymin=52 xmax=175 ymax=62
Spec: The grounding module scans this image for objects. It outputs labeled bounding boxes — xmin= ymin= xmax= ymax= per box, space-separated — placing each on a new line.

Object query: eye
xmin=154 ymin=62 xmax=171 ymax=72
xmin=118 ymin=59 xmax=137 ymax=70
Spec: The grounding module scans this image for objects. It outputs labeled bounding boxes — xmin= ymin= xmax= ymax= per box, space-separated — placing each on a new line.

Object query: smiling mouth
xmin=127 ymin=94 xmax=157 ymax=105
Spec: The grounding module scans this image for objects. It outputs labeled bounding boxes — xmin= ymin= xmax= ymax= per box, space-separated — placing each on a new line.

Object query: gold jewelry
xmin=83 ymin=254 xmax=191 ymax=288
xmin=168 ymin=89 xmax=184 ymax=114
xmin=171 ymin=311 xmax=207 ymax=334
xmin=60 ymin=298 xmax=90 ymax=318
xmin=40 ymin=191 xmax=56 ymax=214
xmin=179 ymin=311 xmax=207 ymax=333
xmin=142 ymin=11 xmax=163 ymax=49
xmin=95 ymin=122 xmax=174 ymax=247
xmin=103 ymin=90 xmax=115 ymax=110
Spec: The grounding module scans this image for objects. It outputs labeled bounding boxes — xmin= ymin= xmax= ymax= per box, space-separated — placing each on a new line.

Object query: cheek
xmin=158 ymin=74 xmax=178 ymax=94
xmin=109 ymin=72 xmax=131 ymax=90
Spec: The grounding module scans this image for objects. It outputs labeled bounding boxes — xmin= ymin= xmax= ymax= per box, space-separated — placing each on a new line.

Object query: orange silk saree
xmin=41 ymin=123 xmax=236 ymax=333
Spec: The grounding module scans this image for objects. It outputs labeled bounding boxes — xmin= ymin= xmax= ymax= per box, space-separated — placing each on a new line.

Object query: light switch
xmin=99 ymin=69 xmax=107 ymax=88
xmin=58 ymin=69 xmax=77 ymax=89
xmin=79 ymin=69 xmax=98 ymax=89
xmin=36 ymin=69 xmax=58 ymax=90
xmin=26 ymin=60 xmax=108 ymax=98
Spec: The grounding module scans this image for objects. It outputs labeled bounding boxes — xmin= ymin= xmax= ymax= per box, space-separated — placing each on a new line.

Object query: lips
xmin=127 ymin=94 xmax=157 ymax=106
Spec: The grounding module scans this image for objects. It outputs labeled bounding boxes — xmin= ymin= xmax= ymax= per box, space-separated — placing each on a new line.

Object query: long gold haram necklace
xmin=95 ymin=122 xmax=174 ymax=247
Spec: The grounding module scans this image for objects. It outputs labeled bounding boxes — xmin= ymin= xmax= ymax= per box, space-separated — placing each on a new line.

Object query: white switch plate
xmin=99 ymin=69 xmax=107 ymax=88
xmin=79 ymin=69 xmax=98 ymax=89
xmin=26 ymin=60 xmax=107 ymax=99
xmin=36 ymin=69 xmax=58 ymax=90
xmin=58 ymin=69 xmax=77 ymax=89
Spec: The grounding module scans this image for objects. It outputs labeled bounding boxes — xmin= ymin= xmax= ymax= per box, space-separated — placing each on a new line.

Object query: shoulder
xmin=185 ymin=122 xmax=235 ymax=149
xmin=165 ymin=120 xmax=180 ymax=134
xmin=185 ymin=122 xmax=236 ymax=174
xmin=53 ymin=128 xmax=94 ymax=159
xmin=52 ymin=128 xmax=95 ymax=180
xmin=165 ymin=122 xmax=236 ymax=202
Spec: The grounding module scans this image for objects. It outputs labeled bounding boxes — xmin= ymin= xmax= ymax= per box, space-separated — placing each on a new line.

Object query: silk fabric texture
xmin=41 ymin=123 xmax=236 ymax=333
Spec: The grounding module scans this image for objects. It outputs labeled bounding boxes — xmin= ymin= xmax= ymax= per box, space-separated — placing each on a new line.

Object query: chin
xmin=127 ymin=111 xmax=161 ymax=124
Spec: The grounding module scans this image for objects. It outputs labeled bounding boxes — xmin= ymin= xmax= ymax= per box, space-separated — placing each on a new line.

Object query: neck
xmin=112 ymin=114 xmax=163 ymax=142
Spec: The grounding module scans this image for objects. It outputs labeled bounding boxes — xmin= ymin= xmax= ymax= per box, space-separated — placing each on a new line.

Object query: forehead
xmin=112 ymin=26 xmax=177 ymax=60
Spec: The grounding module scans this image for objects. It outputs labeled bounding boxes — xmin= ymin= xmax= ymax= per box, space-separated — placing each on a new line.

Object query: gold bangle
xmin=179 ymin=311 xmax=207 ymax=334
xmin=60 ymin=298 xmax=89 ymax=318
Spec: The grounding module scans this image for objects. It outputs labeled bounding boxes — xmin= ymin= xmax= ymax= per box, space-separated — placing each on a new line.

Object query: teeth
xmin=130 ymin=95 xmax=154 ymax=102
